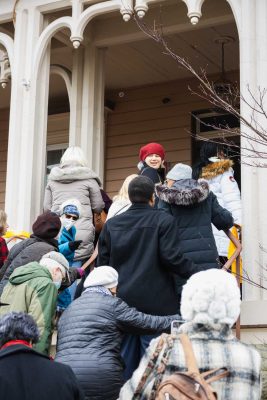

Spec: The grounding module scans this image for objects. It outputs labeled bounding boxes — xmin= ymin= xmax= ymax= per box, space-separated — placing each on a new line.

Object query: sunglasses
xmin=65 ymin=214 xmax=78 ymax=221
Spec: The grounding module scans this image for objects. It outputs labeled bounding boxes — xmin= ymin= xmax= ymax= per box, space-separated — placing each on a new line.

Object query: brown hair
xmin=0 ymin=210 xmax=7 ymax=236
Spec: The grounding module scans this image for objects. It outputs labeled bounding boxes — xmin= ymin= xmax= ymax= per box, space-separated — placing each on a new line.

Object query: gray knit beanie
xmin=166 ymin=163 xmax=192 ymax=181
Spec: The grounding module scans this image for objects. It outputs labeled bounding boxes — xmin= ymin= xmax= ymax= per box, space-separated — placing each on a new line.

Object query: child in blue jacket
xmin=57 ymin=199 xmax=83 ymax=311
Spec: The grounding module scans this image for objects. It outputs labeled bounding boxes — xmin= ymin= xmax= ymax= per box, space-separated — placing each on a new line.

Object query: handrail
xmin=81 ymin=242 xmax=98 ymax=272
xmin=222 ymin=226 xmax=242 ymax=339
xmin=222 ymin=229 xmax=242 ymax=271
xmin=5 ymin=235 xmax=28 ymax=244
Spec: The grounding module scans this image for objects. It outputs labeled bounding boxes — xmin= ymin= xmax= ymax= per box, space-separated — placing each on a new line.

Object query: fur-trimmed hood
xmin=48 ymin=165 xmax=101 ymax=185
xmin=201 ymin=159 xmax=233 ymax=180
xmin=156 ymin=179 xmax=209 ymax=206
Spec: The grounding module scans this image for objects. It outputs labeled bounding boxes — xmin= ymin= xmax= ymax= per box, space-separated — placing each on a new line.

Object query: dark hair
xmin=128 ymin=176 xmax=155 ymax=203
xmin=0 ymin=312 xmax=39 ymax=347
xmin=192 ymin=142 xmax=223 ymax=179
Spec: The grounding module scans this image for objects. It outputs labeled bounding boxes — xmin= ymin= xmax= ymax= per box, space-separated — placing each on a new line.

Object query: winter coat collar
xmin=0 ymin=344 xmax=49 ymax=360
xmin=201 ymin=159 xmax=233 ymax=180
xmin=128 ymin=203 xmax=153 ymax=210
xmin=48 ymin=164 xmax=101 ymax=185
xmin=178 ymin=321 xmax=235 ymax=340
xmin=30 ymin=235 xmax=58 ymax=249
xmin=155 ymin=179 xmax=209 ymax=206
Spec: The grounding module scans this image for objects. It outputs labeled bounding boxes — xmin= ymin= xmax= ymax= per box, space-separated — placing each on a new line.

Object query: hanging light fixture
xmin=213 ymin=36 xmax=238 ymax=108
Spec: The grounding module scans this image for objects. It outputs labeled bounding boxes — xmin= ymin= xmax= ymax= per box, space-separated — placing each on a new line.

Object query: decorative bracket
xmin=120 ymin=0 xmax=133 ymax=21
xmin=134 ymin=0 xmax=148 ymax=19
xmin=182 ymin=0 xmax=205 ymax=25
xmin=0 ymin=52 xmax=11 ymax=89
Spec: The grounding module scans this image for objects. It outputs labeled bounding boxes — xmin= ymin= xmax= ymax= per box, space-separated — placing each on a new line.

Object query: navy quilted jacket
xmin=55 ymin=291 xmax=176 ymax=400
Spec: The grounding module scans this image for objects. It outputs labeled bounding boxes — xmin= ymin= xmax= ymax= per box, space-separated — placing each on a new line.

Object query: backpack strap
xmin=202 ymin=368 xmax=229 ymax=383
xmin=180 ymin=335 xmax=229 ymax=400
xmin=179 ymin=334 xmax=200 ymax=374
xmin=133 ymin=334 xmax=166 ymax=399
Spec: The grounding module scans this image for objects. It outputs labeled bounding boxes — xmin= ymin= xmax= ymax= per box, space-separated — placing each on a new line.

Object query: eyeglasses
xmin=65 ymin=214 xmax=78 ymax=221
xmin=58 ymin=267 xmax=69 ymax=284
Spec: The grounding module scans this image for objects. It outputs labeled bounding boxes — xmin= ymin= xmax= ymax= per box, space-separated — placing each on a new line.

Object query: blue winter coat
xmin=58 ymin=227 xmax=76 ymax=264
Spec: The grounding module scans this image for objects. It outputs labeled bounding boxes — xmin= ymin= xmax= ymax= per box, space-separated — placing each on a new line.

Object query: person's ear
xmin=149 ymin=194 xmax=155 ymax=207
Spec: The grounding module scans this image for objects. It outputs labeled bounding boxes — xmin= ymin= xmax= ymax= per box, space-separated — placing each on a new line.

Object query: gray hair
xmin=0 ymin=312 xmax=39 ymax=347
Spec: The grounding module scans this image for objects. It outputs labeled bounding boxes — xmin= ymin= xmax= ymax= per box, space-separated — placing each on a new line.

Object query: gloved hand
xmin=69 ymin=240 xmax=82 ymax=251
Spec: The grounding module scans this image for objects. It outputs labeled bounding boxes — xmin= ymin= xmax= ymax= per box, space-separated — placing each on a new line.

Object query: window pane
xmin=47 ymin=149 xmax=63 ymax=166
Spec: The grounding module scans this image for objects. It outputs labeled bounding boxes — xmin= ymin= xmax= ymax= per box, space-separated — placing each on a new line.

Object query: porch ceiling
xmin=104 ymin=21 xmax=239 ymax=89
xmin=0 ymin=0 xmax=239 ymax=109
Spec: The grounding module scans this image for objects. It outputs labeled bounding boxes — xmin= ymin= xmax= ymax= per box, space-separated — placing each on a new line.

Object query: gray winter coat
xmin=0 ymin=236 xmax=58 ymax=296
xmin=44 ymin=165 xmax=104 ymax=261
xmin=55 ymin=290 xmax=177 ymax=400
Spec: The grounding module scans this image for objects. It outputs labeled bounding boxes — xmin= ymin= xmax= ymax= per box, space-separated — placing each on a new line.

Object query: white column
xmin=92 ymin=48 xmax=106 ymax=182
xmin=5 ymin=8 xmax=29 ymax=229
xmin=239 ymin=0 xmax=267 ymax=324
xmin=254 ymin=0 xmax=267 ymax=301
xmin=69 ymin=47 xmax=84 ymax=146
xmin=31 ymin=44 xmax=51 ymax=216
xmin=5 ymin=6 xmax=50 ymax=231
xmin=80 ymin=45 xmax=106 ymax=182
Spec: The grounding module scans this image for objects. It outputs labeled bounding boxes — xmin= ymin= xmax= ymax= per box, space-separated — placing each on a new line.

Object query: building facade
xmin=0 ymin=0 xmax=267 ymax=341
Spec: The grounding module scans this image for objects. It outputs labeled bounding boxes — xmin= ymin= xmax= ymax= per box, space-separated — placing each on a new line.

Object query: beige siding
xmin=0 ymin=109 xmax=9 ymax=209
xmin=0 ymin=111 xmax=69 ymax=210
xmin=47 ymin=113 xmax=69 ymax=145
xmin=105 ymin=77 xmax=210 ymax=198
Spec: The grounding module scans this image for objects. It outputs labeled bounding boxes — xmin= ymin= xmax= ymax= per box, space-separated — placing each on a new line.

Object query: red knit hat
xmin=139 ymin=142 xmax=165 ymax=161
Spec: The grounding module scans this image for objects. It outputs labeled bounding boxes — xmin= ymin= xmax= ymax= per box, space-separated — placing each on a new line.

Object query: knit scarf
xmin=84 ymin=285 xmax=112 ymax=296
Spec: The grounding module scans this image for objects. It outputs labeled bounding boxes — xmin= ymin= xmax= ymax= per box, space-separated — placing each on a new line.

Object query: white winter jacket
xmin=201 ymin=158 xmax=241 ymax=256
xmin=106 ymin=198 xmax=131 ymax=220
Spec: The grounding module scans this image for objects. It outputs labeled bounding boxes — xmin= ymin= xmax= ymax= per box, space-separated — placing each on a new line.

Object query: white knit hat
xmin=84 ymin=266 xmax=118 ymax=289
xmin=166 ymin=163 xmax=192 ymax=181
xmin=181 ymin=269 xmax=241 ymax=328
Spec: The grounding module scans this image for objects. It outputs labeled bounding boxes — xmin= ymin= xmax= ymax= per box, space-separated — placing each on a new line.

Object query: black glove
xmin=69 ymin=240 xmax=82 ymax=251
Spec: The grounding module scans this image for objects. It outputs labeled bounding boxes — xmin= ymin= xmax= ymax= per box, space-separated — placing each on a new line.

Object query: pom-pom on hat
xmin=181 ymin=269 xmax=241 ymax=329
xmin=139 ymin=142 xmax=165 ymax=162
xmin=84 ymin=266 xmax=118 ymax=289
xmin=166 ymin=163 xmax=192 ymax=181
xmin=32 ymin=211 xmax=61 ymax=239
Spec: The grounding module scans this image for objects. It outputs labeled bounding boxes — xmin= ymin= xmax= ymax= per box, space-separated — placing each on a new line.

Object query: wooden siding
xmin=0 ymin=111 xmax=69 ymax=210
xmin=105 ymin=77 xmax=211 ymax=198
xmin=0 ymin=109 xmax=9 ymax=209
xmin=47 ymin=112 xmax=69 ymax=145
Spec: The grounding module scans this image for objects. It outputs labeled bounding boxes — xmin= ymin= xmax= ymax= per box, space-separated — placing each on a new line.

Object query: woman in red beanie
xmin=138 ymin=142 xmax=166 ymax=185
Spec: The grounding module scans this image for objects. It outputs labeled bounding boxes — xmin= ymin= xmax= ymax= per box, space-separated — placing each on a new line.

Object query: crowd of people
xmin=0 ymin=142 xmax=262 ymax=400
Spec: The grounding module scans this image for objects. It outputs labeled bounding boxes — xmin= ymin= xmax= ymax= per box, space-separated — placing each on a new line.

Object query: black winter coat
xmin=56 ymin=291 xmax=176 ymax=400
xmin=140 ymin=163 xmax=165 ymax=207
xmin=0 ymin=235 xmax=58 ymax=295
xmin=97 ymin=204 xmax=204 ymax=316
xmin=0 ymin=344 xmax=84 ymax=400
xmin=140 ymin=163 xmax=165 ymax=184
xmin=156 ymin=179 xmax=234 ymax=298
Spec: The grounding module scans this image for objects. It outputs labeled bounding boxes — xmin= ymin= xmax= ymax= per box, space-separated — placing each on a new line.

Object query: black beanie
xmin=32 ymin=211 xmax=61 ymax=239
xmin=128 ymin=176 xmax=155 ymax=203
